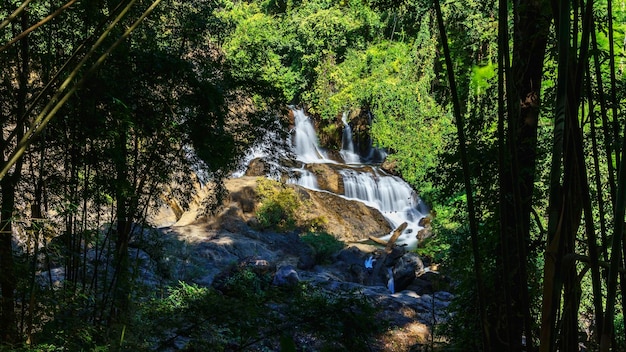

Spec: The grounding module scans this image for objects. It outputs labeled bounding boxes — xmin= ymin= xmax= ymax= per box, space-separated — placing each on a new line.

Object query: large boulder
xmin=272 ymin=265 xmax=300 ymax=286
xmin=206 ymin=176 xmax=391 ymax=244
xmin=303 ymin=163 xmax=344 ymax=194
xmin=297 ymin=188 xmax=391 ymax=242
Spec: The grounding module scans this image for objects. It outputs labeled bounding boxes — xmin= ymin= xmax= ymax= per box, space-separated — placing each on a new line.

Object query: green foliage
xmin=255 ymin=178 xmax=302 ymax=231
xmin=125 ymin=278 xmax=383 ymax=351
xmin=301 ymin=231 xmax=344 ymax=264
xmin=214 ymin=0 xmax=384 ymax=103
xmin=25 ymin=288 xmax=110 ymax=351
xmin=306 ymin=17 xmax=455 ymax=189
xmin=6 ymin=0 xmax=626 ymax=350
xmin=2 ymin=345 xmax=64 ymax=352
xmin=305 ymin=214 xmax=328 ymax=231
xmin=469 ymin=63 xmax=496 ymax=94
xmin=291 ymin=8 xmax=455 ymax=195
xmin=416 ymin=235 xmax=450 ymax=264
xmin=217 ymin=2 xmax=303 ymax=101
xmin=616 ymin=312 xmax=626 ymax=350
xmin=289 ymin=284 xmax=384 ymax=351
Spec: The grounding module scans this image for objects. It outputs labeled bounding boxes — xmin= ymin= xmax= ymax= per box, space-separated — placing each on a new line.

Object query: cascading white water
xmin=340 ymin=112 xmax=361 ymax=164
xmin=292 ymin=109 xmax=328 ymax=162
xmin=289 ymin=109 xmax=427 ymax=249
xmin=340 ymin=169 xmax=427 ymax=249
xmin=289 ymin=167 xmax=319 ymax=189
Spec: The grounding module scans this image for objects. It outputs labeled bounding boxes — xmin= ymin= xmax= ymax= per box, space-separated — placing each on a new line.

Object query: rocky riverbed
xmin=139 ymin=175 xmax=454 ymax=351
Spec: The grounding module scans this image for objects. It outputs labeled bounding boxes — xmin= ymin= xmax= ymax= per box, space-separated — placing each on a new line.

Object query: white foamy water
xmin=289 ymin=167 xmax=318 ymax=189
xmin=340 ymin=111 xmax=361 ymax=164
xmin=291 ymin=109 xmax=329 ymax=163
xmin=288 ymin=109 xmax=427 ymax=249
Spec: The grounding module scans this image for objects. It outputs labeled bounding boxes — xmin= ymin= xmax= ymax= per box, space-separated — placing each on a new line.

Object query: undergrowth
xmin=301 ymin=231 xmax=344 ymax=264
xmin=14 ymin=268 xmax=384 ymax=351
xmin=130 ymin=270 xmax=384 ymax=351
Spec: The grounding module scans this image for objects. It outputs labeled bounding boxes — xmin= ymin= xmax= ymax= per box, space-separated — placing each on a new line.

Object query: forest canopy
xmin=0 ymin=0 xmax=626 ymax=351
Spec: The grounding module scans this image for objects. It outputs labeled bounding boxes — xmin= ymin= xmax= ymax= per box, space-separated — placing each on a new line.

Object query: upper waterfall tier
xmin=291 ymin=109 xmax=329 ymax=162
xmin=340 ymin=111 xmax=361 ymax=164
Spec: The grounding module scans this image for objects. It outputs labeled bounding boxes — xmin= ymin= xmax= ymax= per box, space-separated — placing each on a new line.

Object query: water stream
xmin=288 ymin=109 xmax=428 ymax=249
xmin=339 ymin=111 xmax=361 ymax=164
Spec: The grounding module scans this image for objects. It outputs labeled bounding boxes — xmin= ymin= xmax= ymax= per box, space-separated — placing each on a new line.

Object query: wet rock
xmin=304 ymin=163 xmax=344 ymax=194
xmin=273 ymin=265 xmax=300 ymax=286
xmin=380 ymin=158 xmax=399 ymax=176
xmin=245 ymin=158 xmax=268 ymax=177
xmin=393 ymin=252 xmax=423 ymax=292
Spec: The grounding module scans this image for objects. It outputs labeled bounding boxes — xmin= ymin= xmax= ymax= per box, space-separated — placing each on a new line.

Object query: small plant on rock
xmin=255 ymin=178 xmax=301 ymax=232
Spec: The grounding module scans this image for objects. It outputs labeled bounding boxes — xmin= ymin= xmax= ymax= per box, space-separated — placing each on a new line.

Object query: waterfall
xmin=292 ymin=109 xmax=328 ymax=162
xmin=340 ymin=112 xmax=361 ymax=164
xmin=289 ymin=166 xmax=318 ymax=189
xmin=340 ymin=168 xmax=427 ymax=249
xmin=289 ymin=109 xmax=427 ymax=249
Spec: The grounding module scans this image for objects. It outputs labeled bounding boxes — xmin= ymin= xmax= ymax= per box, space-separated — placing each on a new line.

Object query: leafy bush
xmin=301 ymin=231 xmax=344 ymax=264
xmin=255 ymin=178 xmax=302 ymax=232
xmin=15 ymin=287 xmax=111 ymax=352
xmin=416 ymin=234 xmax=450 ymax=264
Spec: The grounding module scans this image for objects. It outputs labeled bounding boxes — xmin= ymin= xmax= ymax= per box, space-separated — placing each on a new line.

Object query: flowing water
xmin=292 ymin=109 xmax=329 ymax=163
xmin=288 ymin=109 xmax=428 ymax=249
xmin=339 ymin=111 xmax=361 ymax=164
xmin=234 ymin=108 xmax=428 ymax=248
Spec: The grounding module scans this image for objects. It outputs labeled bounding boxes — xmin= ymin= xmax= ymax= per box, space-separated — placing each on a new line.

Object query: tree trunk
xmin=496 ymin=0 xmax=551 ymax=349
xmin=0 ymin=10 xmax=29 ymax=344
xmin=110 ymin=119 xmax=133 ymax=341
xmin=540 ymin=0 xmax=594 ymax=349
xmin=433 ymin=0 xmax=490 ymax=349
xmin=0 ymin=178 xmax=17 ymax=343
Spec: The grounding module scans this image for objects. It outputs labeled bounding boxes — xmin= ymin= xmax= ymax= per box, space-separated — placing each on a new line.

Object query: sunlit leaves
xmin=304 ymin=11 xmax=452 ymax=191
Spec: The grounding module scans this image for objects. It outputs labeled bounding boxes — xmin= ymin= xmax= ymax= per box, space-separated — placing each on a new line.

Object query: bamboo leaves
xmin=0 ymin=0 xmax=163 ymax=181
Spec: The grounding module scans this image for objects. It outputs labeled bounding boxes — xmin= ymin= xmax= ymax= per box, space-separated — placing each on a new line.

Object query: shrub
xmin=416 ymin=235 xmax=450 ymax=265
xmin=301 ymin=231 xmax=344 ymax=264
xmin=255 ymin=179 xmax=302 ymax=232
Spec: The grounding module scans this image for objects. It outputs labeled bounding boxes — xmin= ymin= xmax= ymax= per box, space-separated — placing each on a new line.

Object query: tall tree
xmin=0 ymin=6 xmax=29 ymax=342
xmin=497 ymin=0 xmax=552 ymax=350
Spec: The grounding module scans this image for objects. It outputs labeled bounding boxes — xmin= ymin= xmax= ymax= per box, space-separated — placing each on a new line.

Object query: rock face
xmin=303 ymin=163 xmax=344 ymax=194
xmin=297 ymin=186 xmax=392 ymax=241
xmin=205 ymin=176 xmax=392 ymax=242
